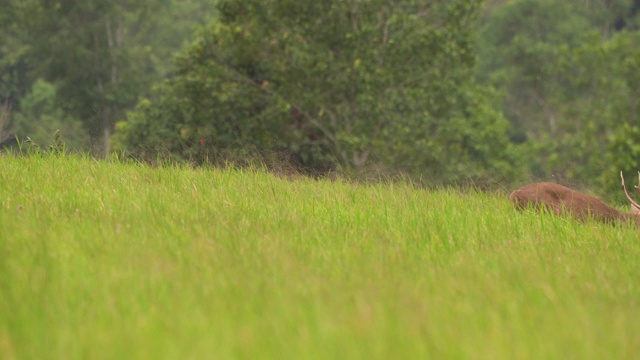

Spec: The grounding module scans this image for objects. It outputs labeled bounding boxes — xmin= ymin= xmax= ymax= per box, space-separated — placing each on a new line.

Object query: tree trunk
xmin=102 ymin=109 xmax=112 ymax=158
xmin=0 ymin=97 xmax=13 ymax=143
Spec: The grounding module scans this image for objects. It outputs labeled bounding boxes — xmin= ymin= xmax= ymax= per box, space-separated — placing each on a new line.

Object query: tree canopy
xmin=122 ymin=0 xmax=518 ymax=183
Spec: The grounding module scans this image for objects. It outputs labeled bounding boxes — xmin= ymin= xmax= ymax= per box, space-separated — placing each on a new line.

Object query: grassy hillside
xmin=1 ymin=155 xmax=638 ymax=359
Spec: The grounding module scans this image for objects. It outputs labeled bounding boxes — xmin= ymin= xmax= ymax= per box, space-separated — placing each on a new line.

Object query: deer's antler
xmin=621 ymin=171 xmax=640 ymax=212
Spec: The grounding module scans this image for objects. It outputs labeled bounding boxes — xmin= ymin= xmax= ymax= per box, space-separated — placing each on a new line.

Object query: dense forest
xmin=1 ymin=0 xmax=640 ymax=197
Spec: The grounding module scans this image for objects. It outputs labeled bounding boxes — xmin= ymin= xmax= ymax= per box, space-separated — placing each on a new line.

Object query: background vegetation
xmin=2 ymin=0 xmax=640 ymax=194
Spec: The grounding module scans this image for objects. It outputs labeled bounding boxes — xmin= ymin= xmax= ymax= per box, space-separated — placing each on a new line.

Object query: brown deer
xmin=509 ymin=172 xmax=640 ymax=224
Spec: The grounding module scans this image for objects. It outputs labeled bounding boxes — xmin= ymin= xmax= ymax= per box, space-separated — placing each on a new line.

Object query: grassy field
xmin=1 ymin=155 xmax=639 ymax=359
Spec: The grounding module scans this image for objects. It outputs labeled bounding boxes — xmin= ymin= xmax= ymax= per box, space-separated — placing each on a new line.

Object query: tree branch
xmin=213 ymin=57 xmax=348 ymax=164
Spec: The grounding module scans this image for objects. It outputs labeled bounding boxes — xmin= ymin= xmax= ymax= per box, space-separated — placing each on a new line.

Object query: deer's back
xmin=509 ymin=182 xmax=631 ymax=223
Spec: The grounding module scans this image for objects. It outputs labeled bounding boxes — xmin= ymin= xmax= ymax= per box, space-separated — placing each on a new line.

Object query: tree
xmin=11 ymin=79 xmax=89 ymax=150
xmin=19 ymin=1 xmax=158 ymax=155
xmin=0 ymin=0 xmax=32 ymax=144
xmin=8 ymin=0 xmax=216 ymax=156
xmin=477 ymin=0 xmax=640 ymax=196
xmin=477 ymin=0 xmax=592 ymax=143
xmin=598 ymin=31 xmax=640 ymax=196
xmin=122 ymin=0 xmax=519 ymax=183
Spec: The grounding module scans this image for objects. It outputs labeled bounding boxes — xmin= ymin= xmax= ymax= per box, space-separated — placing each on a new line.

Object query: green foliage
xmin=478 ymin=0 xmax=640 ymax=195
xmin=1 ymin=0 xmax=216 ymax=156
xmin=11 ymin=79 xmax=89 ymax=151
xmin=606 ymin=121 xmax=640 ymax=197
xmin=0 ymin=1 xmax=31 ymax=101
xmin=0 ymin=0 xmax=32 ymax=143
xmin=477 ymin=0 xmax=592 ymax=136
xmin=7 ymin=0 xmax=640 ymax=191
xmin=122 ymin=0 xmax=519 ymax=182
xmin=570 ymin=0 xmax=640 ymax=34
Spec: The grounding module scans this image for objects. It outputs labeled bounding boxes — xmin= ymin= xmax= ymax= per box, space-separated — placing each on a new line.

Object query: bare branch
xmin=620 ymin=171 xmax=640 ymax=212
xmin=212 ymin=58 xmax=349 ymax=164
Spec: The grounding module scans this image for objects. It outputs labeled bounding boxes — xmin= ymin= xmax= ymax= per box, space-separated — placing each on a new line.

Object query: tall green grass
xmin=1 ymin=155 xmax=638 ymax=359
